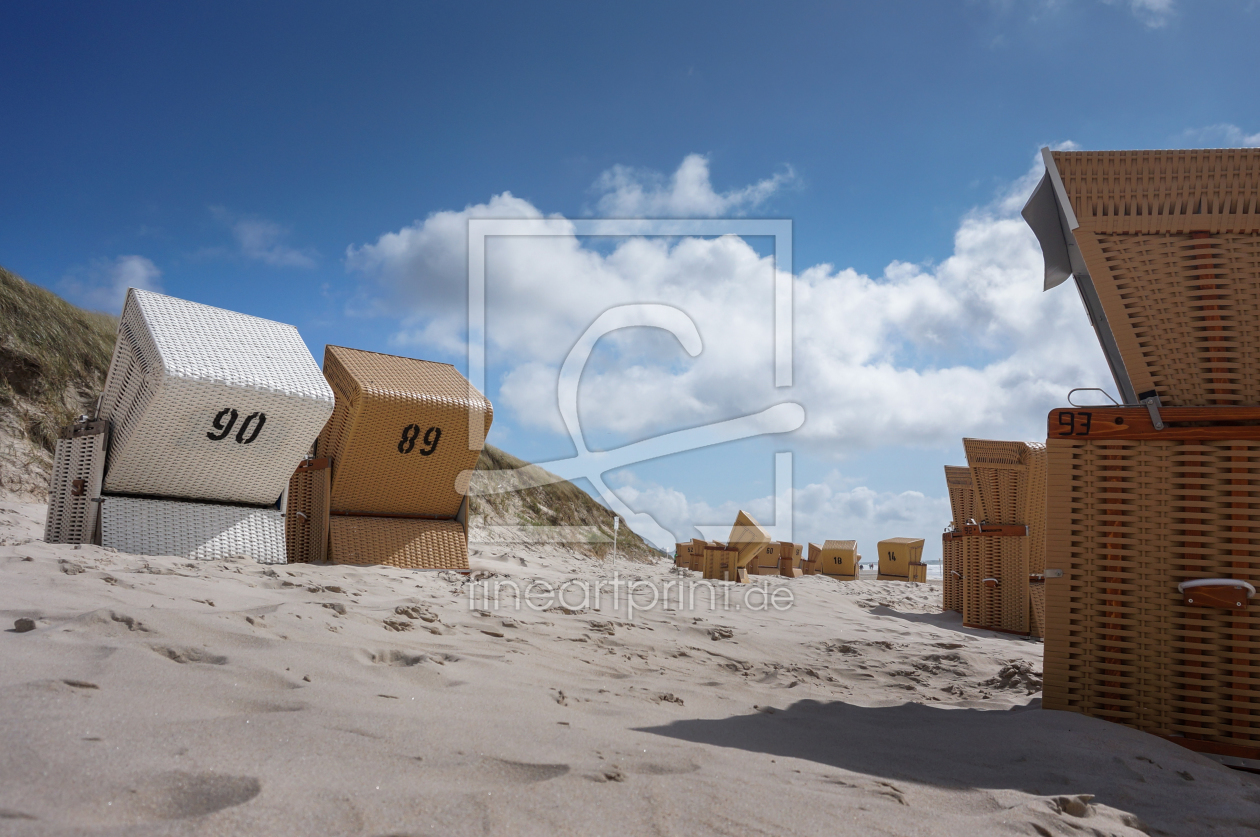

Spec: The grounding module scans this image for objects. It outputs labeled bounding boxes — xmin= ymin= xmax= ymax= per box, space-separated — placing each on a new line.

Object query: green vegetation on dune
xmin=0 ymin=265 xmax=116 ymax=451
xmin=472 ymin=444 xmax=661 ymax=562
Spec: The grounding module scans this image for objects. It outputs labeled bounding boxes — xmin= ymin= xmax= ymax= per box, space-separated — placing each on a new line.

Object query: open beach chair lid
xmin=727 ymin=510 xmax=770 ymax=569
xmin=1022 ymin=147 xmax=1137 ymax=405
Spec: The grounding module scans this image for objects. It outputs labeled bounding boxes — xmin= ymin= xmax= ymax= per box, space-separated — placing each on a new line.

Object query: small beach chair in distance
xmin=726 ymin=510 xmax=769 ymax=581
xmin=751 ymin=543 xmax=782 ymax=576
xmin=816 ymin=540 xmax=859 ymax=580
xmin=778 ymin=542 xmax=803 ymax=577
xmin=877 ymin=537 xmax=926 ymax=582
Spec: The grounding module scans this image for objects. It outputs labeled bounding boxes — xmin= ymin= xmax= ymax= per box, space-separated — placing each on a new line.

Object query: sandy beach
xmin=1 ymin=500 xmax=1257 ymax=836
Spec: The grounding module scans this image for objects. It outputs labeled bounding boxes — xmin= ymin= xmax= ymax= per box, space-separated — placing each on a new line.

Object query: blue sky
xmin=4 ymin=1 xmax=1259 ymax=556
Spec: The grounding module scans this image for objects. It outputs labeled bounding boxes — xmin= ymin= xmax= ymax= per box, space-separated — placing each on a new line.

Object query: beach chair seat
xmin=101 ymin=495 xmax=285 ymax=563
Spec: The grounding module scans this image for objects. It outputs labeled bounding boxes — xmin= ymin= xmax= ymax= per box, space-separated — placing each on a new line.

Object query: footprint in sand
xmin=151 ymin=646 xmax=228 ymax=665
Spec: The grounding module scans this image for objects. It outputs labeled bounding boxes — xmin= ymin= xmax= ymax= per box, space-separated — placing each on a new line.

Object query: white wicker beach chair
xmin=98 ymin=289 xmax=334 ymax=505
xmin=101 ymin=495 xmax=286 ymax=563
xmin=44 ymin=418 xmax=109 ymax=545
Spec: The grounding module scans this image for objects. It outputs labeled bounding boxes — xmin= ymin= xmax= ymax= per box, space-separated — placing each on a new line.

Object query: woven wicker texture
xmin=44 ymin=426 xmax=108 ymax=545
xmin=101 ymin=495 xmax=285 ymax=563
xmin=959 ymin=534 xmax=1030 ymax=633
xmin=701 ymin=545 xmax=739 ymax=581
xmin=942 ymin=534 xmax=963 ymax=613
xmin=751 ymin=543 xmax=782 ymax=575
xmin=1052 ymin=149 xmax=1260 ymax=406
xmin=320 ymin=346 xmax=492 ymax=518
xmin=817 ymin=539 xmax=859 ymax=579
xmin=727 ymin=510 xmax=770 ymax=570
xmin=328 ymin=516 xmax=468 ymax=570
xmin=687 ymin=539 xmax=707 ymax=571
xmin=285 ymin=462 xmax=329 ymax=563
xmin=98 ymin=289 xmax=334 ymax=505
xmin=877 ymin=538 xmax=924 ymax=578
xmin=944 ymin=465 xmax=979 ymax=527
xmin=779 ymin=542 xmax=803 ymax=577
xmin=1029 ymin=581 xmax=1046 ymax=640
xmin=1046 ymin=433 xmax=1260 ymax=750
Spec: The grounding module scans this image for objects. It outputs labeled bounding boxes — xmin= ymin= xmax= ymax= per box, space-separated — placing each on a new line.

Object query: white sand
xmin=2 ymin=500 xmax=1258 ymax=836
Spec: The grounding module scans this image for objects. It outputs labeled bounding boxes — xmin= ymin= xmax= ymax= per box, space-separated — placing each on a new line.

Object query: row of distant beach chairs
xmin=44 ymin=288 xmax=492 ymax=571
xmin=673 ymin=512 xmax=927 ymax=583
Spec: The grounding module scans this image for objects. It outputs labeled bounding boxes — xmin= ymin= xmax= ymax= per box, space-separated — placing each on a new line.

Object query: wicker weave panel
xmin=1053 ymin=149 xmax=1260 ymax=237
xmin=1046 ymin=434 xmax=1260 ymax=749
xmin=702 ymin=546 xmax=740 ymax=581
xmin=44 ymin=428 xmax=107 ymax=545
xmin=98 ymin=289 xmax=334 ymax=505
xmin=817 ymin=539 xmax=858 ymax=579
xmin=943 ymin=534 xmax=963 ymax=613
xmin=328 ymin=516 xmax=468 ymax=570
xmin=877 ymin=537 xmax=924 ymax=578
xmin=944 ymin=465 xmax=978 ymax=527
xmin=285 ymin=463 xmax=329 ymax=563
xmin=101 ymin=495 xmax=285 ymax=563
xmin=1052 ymin=150 xmax=1260 ymax=406
xmin=727 ymin=510 xmax=770 ymax=570
xmin=963 ymin=439 xmax=1047 ymax=528
xmin=320 ymin=346 xmax=492 ymax=518
xmin=1029 ymin=581 xmax=1046 ymax=640
xmin=959 ymin=534 xmax=1030 ymax=633
xmin=779 ymin=542 xmax=803 ymax=577
xmin=1076 ymin=231 xmax=1260 ymax=405
xmin=750 ymin=543 xmax=782 ymax=575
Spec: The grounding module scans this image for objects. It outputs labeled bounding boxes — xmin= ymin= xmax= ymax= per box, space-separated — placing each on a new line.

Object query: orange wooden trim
xmin=1047 ymin=406 xmax=1260 ymax=441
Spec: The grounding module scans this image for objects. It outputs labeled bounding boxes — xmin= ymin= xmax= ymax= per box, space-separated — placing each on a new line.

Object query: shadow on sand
xmin=637 ymin=699 xmax=1260 ymax=835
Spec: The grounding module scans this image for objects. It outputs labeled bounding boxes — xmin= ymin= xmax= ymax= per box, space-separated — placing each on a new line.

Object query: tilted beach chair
xmin=311 ymin=346 xmax=492 ymax=570
xmin=82 ymin=289 xmax=333 ymax=563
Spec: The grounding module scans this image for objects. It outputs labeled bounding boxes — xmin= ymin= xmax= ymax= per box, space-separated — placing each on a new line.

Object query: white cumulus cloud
xmin=346 ymin=153 xmax=1112 ymax=455
xmin=1101 ymin=0 xmax=1175 ymax=28
xmin=58 ymin=255 xmax=163 ymax=314
xmin=1177 ymin=123 xmax=1260 ymax=148
xmin=211 ymin=207 xmax=317 ymax=268
xmin=591 ymin=153 xmax=795 ymax=218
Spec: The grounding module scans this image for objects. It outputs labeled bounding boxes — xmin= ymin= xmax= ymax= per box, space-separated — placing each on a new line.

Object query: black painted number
xmin=236 ymin=412 xmax=266 ymax=444
xmin=207 ymin=408 xmax=238 ymax=440
xmin=207 ymin=408 xmax=266 ymax=444
xmin=1056 ymin=411 xmax=1093 ymax=437
xmin=398 ymin=424 xmax=441 ymax=456
xmin=420 ymin=426 xmax=441 ymax=456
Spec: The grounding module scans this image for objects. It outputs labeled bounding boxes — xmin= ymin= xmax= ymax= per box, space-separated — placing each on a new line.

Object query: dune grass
xmin=0 ymin=265 xmax=116 ymax=451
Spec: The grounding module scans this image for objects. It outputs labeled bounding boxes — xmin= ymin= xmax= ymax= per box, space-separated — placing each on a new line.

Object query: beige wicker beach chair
xmin=1043 ymin=404 xmax=1260 ymax=763
xmin=1024 ymin=147 xmax=1260 ymax=409
xmin=876 ymin=537 xmax=925 ymax=581
xmin=314 ymin=346 xmax=493 ymax=570
xmin=816 ymin=540 xmax=859 ymax=580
